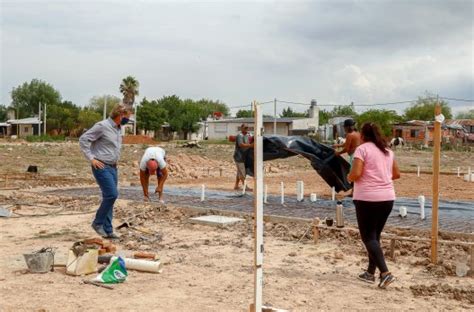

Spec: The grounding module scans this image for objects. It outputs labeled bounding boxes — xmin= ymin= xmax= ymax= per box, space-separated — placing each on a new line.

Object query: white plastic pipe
xmin=399 ymin=206 xmax=407 ymax=218
xmin=418 ymin=195 xmax=425 ymax=220
xmin=331 ymin=187 xmax=336 ymax=201
xmin=310 ymin=193 xmax=317 ymax=202
xmin=264 ymin=184 xmax=268 ymax=204
xmin=469 ymin=167 xmax=472 ymax=182
xmin=200 ymin=184 xmax=205 ymax=202
xmin=242 ymin=180 xmax=247 ymax=195
xmin=457 ymin=167 xmax=460 ymax=177
xmin=111 ymin=256 xmax=162 ymax=273
xmin=296 ymin=181 xmax=304 ymax=202
xmin=417 ymin=166 xmax=420 ymax=177
xmin=280 ymin=182 xmax=285 ymax=204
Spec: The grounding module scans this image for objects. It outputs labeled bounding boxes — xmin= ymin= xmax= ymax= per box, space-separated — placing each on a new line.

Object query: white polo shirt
xmin=139 ymin=147 xmax=167 ymax=171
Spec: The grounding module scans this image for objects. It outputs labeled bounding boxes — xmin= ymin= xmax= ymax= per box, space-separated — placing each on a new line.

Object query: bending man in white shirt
xmin=139 ymin=146 xmax=169 ymax=203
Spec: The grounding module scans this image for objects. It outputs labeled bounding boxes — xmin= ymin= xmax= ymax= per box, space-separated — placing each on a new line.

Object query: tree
xmin=136 ymin=98 xmax=168 ymax=134
xmin=319 ymin=109 xmax=331 ymax=125
xmin=0 ymin=105 xmax=7 ymax=121
xmin=180 ymin=99 xmax=203 ymax=139
xmin=78 ymin=109 xmax=102 ymax=130
xmin=330 ymin=103 xmax=357 ymax=118
xmin=10 ymin=79 xmax=62 ymax=119
xmin=280 ymin=107 xmax=308 ymax=118
xmin=89 ymin=95 xmax=121 ymax=116
xmin=120 ymin=76 xmax=139 ymax=108
xmin=195 ymin=98 xmax=230 ymax=118
xmin=46 ymin=101 xmax=80 ymax=135
xmin=455 ymin=109 xmax=474 ymax=119
xmin=156 ymin=95 xmax=184 ymax=132
xmin=404 ymin=94 xmax=452 ymax=121
xmin=356 ymin=109 xmax=402 ymax=137
xmin=236 ymin=109 xmax=253 ymax=118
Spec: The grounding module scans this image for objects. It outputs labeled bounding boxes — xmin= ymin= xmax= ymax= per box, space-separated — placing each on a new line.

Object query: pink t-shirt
xmin=353 ymin=142 xmax=396 ymax=202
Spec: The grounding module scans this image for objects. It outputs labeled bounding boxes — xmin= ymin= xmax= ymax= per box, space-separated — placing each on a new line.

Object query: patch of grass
xmin=200 ymin=139 xmax=233 ymax=145
xmin=26 ymin=135 xmax=66 ymax=142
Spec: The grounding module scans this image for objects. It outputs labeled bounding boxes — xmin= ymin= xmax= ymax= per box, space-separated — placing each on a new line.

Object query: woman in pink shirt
xmin=348 ymin=122 xmax=401 ymax=289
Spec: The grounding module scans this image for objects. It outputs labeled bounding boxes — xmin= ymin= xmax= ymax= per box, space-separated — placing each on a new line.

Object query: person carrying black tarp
xmin=233 ymin=123 xmax=254 ymax=191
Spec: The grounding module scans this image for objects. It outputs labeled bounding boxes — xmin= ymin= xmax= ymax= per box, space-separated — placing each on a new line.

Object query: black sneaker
xmin=357 ymin=271 xmax=375 ymax=283
xmin=105 ymin=232 xmax=120 ymax=240
xmin=91 ymin=223 xmax=107 ymax=237
xmin=378 ymin=273 xmax=396 ymax=289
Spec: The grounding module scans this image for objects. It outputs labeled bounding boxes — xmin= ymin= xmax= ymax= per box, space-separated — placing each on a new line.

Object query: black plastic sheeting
xmin=244 ymin=135 xmax=352 ymax=192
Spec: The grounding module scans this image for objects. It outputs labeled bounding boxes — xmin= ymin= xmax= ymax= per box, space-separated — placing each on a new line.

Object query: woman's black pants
xmin=353 ymin=200 xmax=394 ymax=275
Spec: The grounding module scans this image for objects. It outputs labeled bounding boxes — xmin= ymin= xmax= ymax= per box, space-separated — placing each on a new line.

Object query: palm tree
xmin=119 ymin=76 xmax=139 ymax=109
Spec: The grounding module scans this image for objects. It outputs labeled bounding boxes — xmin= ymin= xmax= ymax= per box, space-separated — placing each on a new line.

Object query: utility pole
xmin=134 ymin=104 xmax=137 ymax=135
xmin=43 ymin=102 xmax=47 ymax=135
xmin=103 ymin=96 xmax=107 ymax=120
xmin=38 ymin=102 xmax=41 ymax=136
xmin=273 ymin=98 xmax=277 ymax=134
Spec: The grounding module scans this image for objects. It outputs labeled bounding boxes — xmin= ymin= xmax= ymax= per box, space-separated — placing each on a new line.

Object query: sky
xmin=1 ymin=0 xmax=473 ymax=116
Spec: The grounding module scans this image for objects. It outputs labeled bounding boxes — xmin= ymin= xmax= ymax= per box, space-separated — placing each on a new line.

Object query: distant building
xmin=205 ymin=103 xmax=319 ymax=140
xmin=6 ymin=117 xmax=42 ymax=137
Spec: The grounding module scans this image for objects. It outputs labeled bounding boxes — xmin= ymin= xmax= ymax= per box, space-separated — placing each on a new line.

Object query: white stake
xmin=242 ymin=180 xmax=247 ymax=195
xmin=264 ymin=184 xmax=268 ymax=204
xmin=417 ymin=165 xmax=420 ymax=177
xmin=469 ymin=167 xmax=472 ymax=182
xmin=310 ymin=193 xmax=317 ymax=202
xmin=200 ymin=184 xmax=205 ymax=202
xmin=418 ymin=195 xmax=425 ymax=220
xmin=331 ymin=187 xmax=336 ymax=201
xmin=296 ymin=181 xmax=304 ymax=202
xmin=457 ymin=167 xmax=460 ymax=177
xmin=280 ymin=182 xmax=285 ymax=204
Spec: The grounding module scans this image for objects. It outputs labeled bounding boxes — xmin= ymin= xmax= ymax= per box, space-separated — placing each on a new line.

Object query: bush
xmin=25 ymin=135 xmax=66 ymax=142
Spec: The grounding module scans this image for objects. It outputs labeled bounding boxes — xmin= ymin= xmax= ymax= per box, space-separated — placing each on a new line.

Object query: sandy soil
xmin=0 ymin=191 xmax=473 ymax=311
xmin=0 ymin=141 xmax=473 ymax=311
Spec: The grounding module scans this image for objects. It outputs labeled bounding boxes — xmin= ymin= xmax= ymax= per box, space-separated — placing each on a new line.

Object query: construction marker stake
xmin=331 ymin=187 xmax=336 ymax=201
xmin=264 ymin=185 xmax=268 ymax=204
xmin=469 ymin=167 xmax=472 ymax=182
xmin=296 ymin=181 xmax=304 ymax=202
xmin=418 ymin=195 xmax=425 ymax=220
xmin=417 ymin=166 xmax=420 ymax=177
xmin=280 ymin=182 xmax=285 ymax=205
xmin=310 ymin=193 xmax=317 ymax=202
xmin=200 ymin=184 xmax=205 ymax=202
xmin=242 ymin=180 xmax=247 ymax=195
xmin=457 ymin=167 xmax=460 ymax=177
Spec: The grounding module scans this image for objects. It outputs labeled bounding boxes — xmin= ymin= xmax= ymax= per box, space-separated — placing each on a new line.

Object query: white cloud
xmin=0 ymin=0 xmax=472 ymax=116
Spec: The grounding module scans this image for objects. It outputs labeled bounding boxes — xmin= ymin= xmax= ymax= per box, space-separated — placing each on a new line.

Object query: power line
xmin=439 ymin=97 xmax=474 ymax=102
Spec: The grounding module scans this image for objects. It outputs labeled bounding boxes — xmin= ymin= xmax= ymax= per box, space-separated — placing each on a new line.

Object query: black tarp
xmin=244 ymin=135 xmax=352 ymax=192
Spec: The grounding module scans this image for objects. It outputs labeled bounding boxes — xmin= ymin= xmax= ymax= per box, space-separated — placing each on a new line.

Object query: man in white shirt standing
xmin=139 ymin=146 xmax=169 ymax=203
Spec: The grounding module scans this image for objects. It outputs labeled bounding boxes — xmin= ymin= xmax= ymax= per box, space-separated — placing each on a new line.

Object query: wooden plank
xmin=389 ymin=239 xmax=395 ymax=260
xmin=252 ymin=101 xmax=264 ymax=311
xmin=431 ymin=103 xmax=442 ymax=264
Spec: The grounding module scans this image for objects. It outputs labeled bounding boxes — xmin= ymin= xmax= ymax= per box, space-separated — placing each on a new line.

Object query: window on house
xmin=395 ymin=129 xmax=402 ymax=137
xmin=410 ymin=129 xmax=419 ymax=138
xmin=470 ymin=126 xmax=474 ymax=133
xmin=24 ymin=127 xmax=29 ymax=133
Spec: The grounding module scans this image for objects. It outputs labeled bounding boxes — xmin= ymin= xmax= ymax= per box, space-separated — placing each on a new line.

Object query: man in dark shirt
xmin=233 ymin=123 xmax=253 ymax=191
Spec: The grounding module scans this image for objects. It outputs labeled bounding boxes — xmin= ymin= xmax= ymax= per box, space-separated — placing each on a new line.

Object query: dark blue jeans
xmin=92 ymin=165 xmax=118 ymax=234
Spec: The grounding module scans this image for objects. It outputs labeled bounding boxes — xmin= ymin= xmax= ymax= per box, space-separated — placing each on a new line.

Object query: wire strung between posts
xmin=439 ymin=97 xmax=474 ymax=102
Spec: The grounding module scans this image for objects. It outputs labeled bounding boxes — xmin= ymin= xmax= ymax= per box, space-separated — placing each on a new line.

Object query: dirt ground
xmin=0 ymin=141 xmax=473 ymax=311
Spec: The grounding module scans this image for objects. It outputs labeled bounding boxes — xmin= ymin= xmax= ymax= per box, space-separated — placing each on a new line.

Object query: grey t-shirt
xmin=233 ymin=133 xmax=250 ymax=163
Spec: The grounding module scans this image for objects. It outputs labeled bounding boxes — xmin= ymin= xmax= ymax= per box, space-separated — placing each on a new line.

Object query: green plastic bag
xmin=94 ymin=256 xmax=128 ymax=284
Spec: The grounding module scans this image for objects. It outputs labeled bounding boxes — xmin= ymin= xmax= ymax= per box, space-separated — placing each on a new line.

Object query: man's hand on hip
xmin=91 ymin=159 xmax=105 ymax=169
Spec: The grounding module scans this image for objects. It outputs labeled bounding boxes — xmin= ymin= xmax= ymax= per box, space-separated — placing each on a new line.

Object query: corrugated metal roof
xmin=445 ymin=119 xmax=474 ymax=127
xmin=7 ymin=117 xmax=42 ymax=125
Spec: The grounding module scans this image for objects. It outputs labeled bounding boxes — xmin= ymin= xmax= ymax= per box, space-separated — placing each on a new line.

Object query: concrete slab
xmin=189 ymin=215 xmax=245 ymax=227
